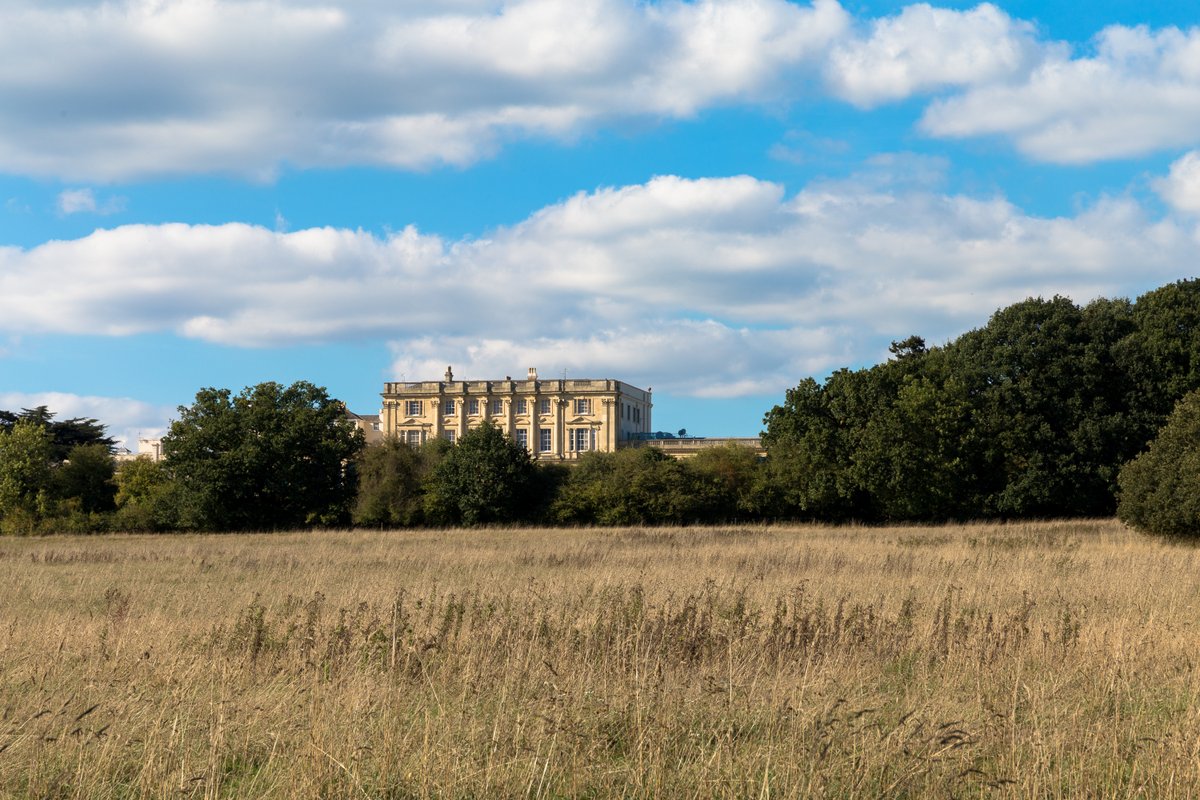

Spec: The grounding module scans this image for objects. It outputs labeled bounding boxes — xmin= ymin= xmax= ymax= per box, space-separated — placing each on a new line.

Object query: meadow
xmin=2 ymin=520 xmax=1200 ymax=798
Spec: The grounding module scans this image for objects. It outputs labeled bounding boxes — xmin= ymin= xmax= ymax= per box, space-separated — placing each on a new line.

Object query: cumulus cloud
xmin=0 ymin=169 xmax=1193 ymax=397
xmin=0 ymin=391 xmax=173 ymax=451
xmin=922 ymin=24 xmax=1200 ymax=163
xmin=1156 ymin=150 xmax=1200 ymax=214
xmin=825 ymin=3 xmax=1042 ymax=107
xmin=0 ymin=0 xmax=848 ymax=180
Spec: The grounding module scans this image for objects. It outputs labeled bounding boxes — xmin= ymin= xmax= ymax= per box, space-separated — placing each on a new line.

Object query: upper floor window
xmin=491 ymin=399 xmax=504 ymax=415
xmin=516 ymin=399 xmax=528 ymax=415
xmin=468 ymin=398 xmax=479 ymax=415
xmin=371 ymin=422 xmax=381 ymax=431
xmin=539 ymin=398 xmax=551 ymax=415
xmin=405 ymin=400 xmax=423 ymax=416
xmin=574 ymin=398 xmax=591 ymax=415
xmin=443 ymin=399 xmax=456 ymax=415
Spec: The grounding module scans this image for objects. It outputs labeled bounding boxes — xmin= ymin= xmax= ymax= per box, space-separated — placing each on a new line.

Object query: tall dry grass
xmin=1 ymin=520 xmax=1199 ymax=797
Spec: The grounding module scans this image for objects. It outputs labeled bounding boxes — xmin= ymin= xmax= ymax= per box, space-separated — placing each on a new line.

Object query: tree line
xmin=2 ymin=278 xmax=1199 ymax=535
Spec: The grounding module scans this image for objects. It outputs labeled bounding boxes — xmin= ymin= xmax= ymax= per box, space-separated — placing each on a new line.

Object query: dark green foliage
xmin=0 ymin=406 xmax=115 ymax=461
xmin=163 ymin=382 xmax=364 ymax=530
xmin=55 ymin=444 xmax=116 ymax=514
xmin=553 ymin=447 xmax=704 ymax=525
xmin=424 ymin=422 xmax=536 ymax=526
xmin=1118 ymin=390 xmax=1200 ymax=537
xmin=352 ymin=438 xmax=446 ymax=527
xmin=763 ymin=281 xmax=1200 ymax=523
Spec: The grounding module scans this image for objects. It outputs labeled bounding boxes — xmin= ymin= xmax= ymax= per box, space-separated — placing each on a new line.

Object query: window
xmin=516 ymin=399 xmax=528 ymax=415
xmin=468 ymin=399 xmax=479 ymax=415
xmin=405 ymin=400 xmax=423 ymax=416
xmin=372 ymin=422 xmax=381 ymax=431
xmin=443 ymin=430 xmax=456 ymax=444
xmin=539 ymin=428 xmax=552 ymax=452
xmin=443 ymin=399 xmax=456 ymax=415
xmin=516 ymin=428 xmax=528 ymax=450
xmin=491 ymin=399 xmax=504 ymax=415
xmin=405 ymin=430 xmax=422 ymax=446
xmin=574 ymin=398 xmax=591 ymax=415
xmin=539 ymin=398 xmax=551 ymax=415
xmin=570 ymin=428 xmax=595 ymax=452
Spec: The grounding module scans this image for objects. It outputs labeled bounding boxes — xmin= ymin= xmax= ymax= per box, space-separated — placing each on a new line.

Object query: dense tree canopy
xmin=763 ymin=281 xmax=1200 ymax=523
xmin=163 ymin=381 xmax=364 ymax=530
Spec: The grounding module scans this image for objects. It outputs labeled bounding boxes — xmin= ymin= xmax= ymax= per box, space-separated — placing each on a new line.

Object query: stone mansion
xmin=378 ymin=367 xmax=652 ymax=461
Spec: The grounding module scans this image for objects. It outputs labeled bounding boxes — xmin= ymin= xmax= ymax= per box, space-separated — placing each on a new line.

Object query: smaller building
xmin=345 ymin=410 xmax=384 ymax=446
xmin=380 ymin=367 xmax=652 ymax=461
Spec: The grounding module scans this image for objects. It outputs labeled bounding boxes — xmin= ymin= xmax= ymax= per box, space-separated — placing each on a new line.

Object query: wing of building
xmin=380 ymin=367 xmax=651 ymax=461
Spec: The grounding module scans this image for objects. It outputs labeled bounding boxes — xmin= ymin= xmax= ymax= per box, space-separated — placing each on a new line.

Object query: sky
xmin=4 ymin=0 xmax=1200 ymax=448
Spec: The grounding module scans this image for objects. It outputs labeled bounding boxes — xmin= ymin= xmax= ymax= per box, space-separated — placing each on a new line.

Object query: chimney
xmin=527 ymin=367 xmax=537 ymax=381
xmin=444 ymin=365 xmax=454 ymax=382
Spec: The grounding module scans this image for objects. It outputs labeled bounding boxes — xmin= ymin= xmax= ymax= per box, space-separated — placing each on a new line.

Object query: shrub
xmin=1118 ymin=389 xmax=1200 ymax=537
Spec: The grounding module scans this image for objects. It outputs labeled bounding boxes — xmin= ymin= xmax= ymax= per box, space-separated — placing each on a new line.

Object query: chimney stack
xmin=445 ymin=365 xmax=454 ymax=382
xmin=528 ymin=367 xmax=537 ymax=381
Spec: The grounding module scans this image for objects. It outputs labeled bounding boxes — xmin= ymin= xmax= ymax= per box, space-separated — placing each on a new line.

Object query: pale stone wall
xmin=379 ymin=368 xmax=652 ymax=461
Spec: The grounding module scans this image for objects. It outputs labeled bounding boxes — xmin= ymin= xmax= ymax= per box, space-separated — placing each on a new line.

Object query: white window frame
xmin=574 ymin=398 xmax=591 ymax=415
xmin=516 ymin=428 xmax=528 ymax=450
xmin=405 ymin=430 xmax=422 ymax=446
xmin=468 ymin=398 xmax=479 ymax=415
xmin=539 ymin=428 xmax=552 ymax=452
xmin=443 ymin=399 xmax=456 ymax=415
xmin=539 ymin=398 xmax=551 ymax=415
xmin=405 ymin=400 xmax=423 ymax=416
xmin=516 ymin=399 xmax=528 ymax=415
xmin=443 ymin=429 xmax=456 ymax=444
xmin=491 ymin=399 xmax=503 ymax=415
xmin=570 ymin=428 xmax=596 ymax=452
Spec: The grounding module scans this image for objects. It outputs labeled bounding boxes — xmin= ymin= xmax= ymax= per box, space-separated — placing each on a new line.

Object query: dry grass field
xmin=2 ymin=520 xmax=1200 ymax=798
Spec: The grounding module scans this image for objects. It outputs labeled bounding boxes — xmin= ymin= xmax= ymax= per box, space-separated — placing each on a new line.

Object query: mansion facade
xmin=380 ymin=367 xmax=651 ymax=460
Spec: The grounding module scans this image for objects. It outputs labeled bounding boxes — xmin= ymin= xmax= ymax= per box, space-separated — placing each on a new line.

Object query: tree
xmin=0 ymin=420 xmax=54 ymax=534
xmin=1117 ymin=390 xmax=1200 ymax=537
xmin=55 ymin=443 xmax=117 ymax=514
xmin=163 ymin=382 xmax=364 ymax=530
xmin=112 ymin=458 xmax=181 ymax=532
xmin=552 ymin=447 xmax=704 ymax=525
xmin=353 ymin=438 xmax=447 ymax=527
xmin=424 ymin=422 xmax=537 ymax=526
xmin=0 ymin=406 xmax=115 ymax=462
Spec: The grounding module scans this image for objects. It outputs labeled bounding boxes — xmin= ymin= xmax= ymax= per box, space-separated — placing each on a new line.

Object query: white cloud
xmin=922 ymin=24 xmax=1200 ymax=163
xmin=825 ymin=3 xmax=1042 ymax=107
xmin=0 ymin=391 xmax=173 ymax=451
xmin=57 ymin=189 xmax=97 ymax=214
xmin=0 ymin=0 xmax=848 ymax=181
xmin=57 ymin=187 xmax=126 ymax=215
xmin=0 ymin=168 xmax=1193 ymax=397
xmin=1156 ymin=150 xmax=1200 ymax=214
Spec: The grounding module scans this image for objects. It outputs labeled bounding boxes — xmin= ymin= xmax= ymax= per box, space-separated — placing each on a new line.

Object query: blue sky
xmin=3 ymin=0 xmax=1200 ymax=447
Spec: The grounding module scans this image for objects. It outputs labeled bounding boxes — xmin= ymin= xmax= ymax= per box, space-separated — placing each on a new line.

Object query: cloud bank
xmin=1 ymin=167 xmax=1192 ymax=397
xmin=8 ymin=1 xmax=1200 ymax=179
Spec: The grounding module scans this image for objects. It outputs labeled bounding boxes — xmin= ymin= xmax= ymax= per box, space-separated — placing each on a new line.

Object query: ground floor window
xmin=405 ymin=430 xmax=422 ymax=446
xmin=443 ymin=430 xmax=456 ymax=444
xmin=570 ymin=428 xmax=595 ymax=452
xmin=516 ymin=428 xmax=528 ymax=450
xmin=539 ymin=428 xmax=552 ymax=452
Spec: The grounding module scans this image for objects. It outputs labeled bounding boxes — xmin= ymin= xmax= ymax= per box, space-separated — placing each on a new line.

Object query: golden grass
xmin=2 ymin=520 xmax=1200 ymax=797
